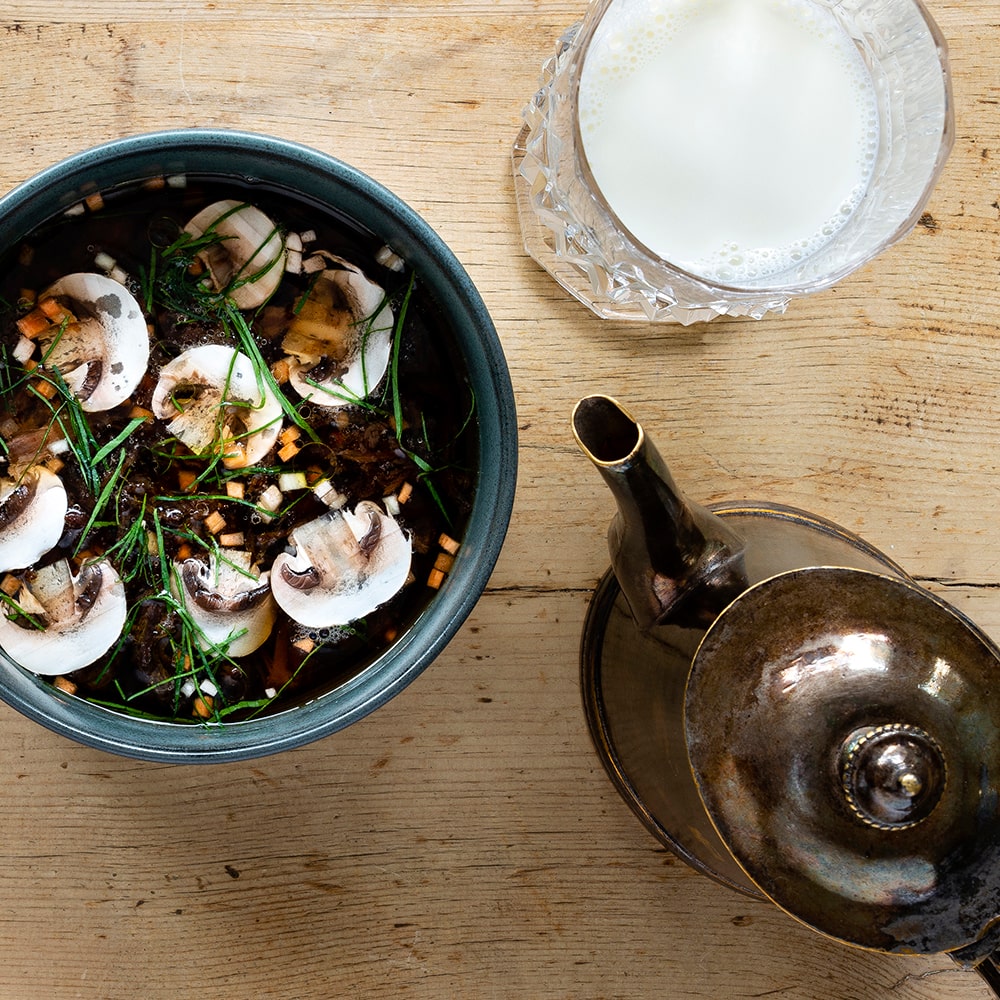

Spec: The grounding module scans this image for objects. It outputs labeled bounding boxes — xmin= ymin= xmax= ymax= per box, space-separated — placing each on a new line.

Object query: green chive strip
xmin=0 ymin=589 xmax=46 ymax=631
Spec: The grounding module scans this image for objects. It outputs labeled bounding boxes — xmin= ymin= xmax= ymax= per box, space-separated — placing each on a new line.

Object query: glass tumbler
xmin=512 ymin=0 xmax=954 ymax=324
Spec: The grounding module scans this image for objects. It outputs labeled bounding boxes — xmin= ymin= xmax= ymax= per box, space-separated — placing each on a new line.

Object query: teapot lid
xmin=685 ymin=566 xmax=1000 ymax=957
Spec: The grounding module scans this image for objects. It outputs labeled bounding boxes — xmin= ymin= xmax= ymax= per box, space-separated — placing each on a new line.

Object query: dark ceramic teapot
xmin=574 ymin=394 xmax=1000 ymax=993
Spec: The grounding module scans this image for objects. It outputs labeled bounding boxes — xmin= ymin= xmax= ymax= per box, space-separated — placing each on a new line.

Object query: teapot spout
xmin=573 ymin=395 xmax=749 ymax=630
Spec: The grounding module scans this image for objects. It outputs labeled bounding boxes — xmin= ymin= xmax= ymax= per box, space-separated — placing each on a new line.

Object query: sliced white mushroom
xmin=0 ymin=558 xmax=127 ymax=675
xmin=271 ymin=501 xmax=412 ymax=628
xmin=184 ymin=200 xmax=286 ymax=310
xmin=0 ymin=466 xmax=68 ymax=572
xmin=38 ymin=272 xmax=150 ymax=411
xmin=150 ymin=344 xmax=283 ymax=469
xmin=281 ymin=253 xmax=394 ymax=408
xmin=172 ymin=549 xmax=277 ymax=657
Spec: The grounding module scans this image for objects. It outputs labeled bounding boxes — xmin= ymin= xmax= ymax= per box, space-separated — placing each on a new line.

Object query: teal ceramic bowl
xmin=0 ymin=130 xmax=517 ymax=762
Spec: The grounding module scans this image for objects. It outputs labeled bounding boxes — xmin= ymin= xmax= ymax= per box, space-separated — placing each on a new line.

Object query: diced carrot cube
xmin=270 ymin=358 xmax=290 ymax=384
xmin=438 ymin=533 xmax=460 ymax=556
xmin=221 ymin=439 xmax=248 ymax=470
xmin=16 ymin=308 xmax=51 ymax=339
xmin=204 ymin=510 xmax=227 ymax=535
xmin=192 ymin=695 xmax=214 ymax=719
xmin=32 ymin=378 xmax=58 ymax=399
xmin=434 ymin=552 xmax=455 ymax=574
xmin=38 ymin=297 xmax=74 ymax=324
xmin=53 ymin=676 xmax=77 ymax=695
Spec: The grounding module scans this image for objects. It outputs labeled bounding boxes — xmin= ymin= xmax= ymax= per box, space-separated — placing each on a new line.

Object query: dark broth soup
xmin=0 ymin=175 xmax=477 ymax=723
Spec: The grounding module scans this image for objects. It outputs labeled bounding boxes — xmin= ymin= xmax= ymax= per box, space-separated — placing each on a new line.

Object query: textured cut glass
xmin=512 ymin=0 xmax=954 ymax=324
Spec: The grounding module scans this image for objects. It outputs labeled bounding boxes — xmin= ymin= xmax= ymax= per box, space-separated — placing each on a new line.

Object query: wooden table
xmin=0 ymin=2 xmax=997 ymax=997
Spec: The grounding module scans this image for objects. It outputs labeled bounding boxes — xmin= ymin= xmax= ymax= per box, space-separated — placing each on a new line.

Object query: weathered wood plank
xmin=0 ymin=2 xmax=996 ymax=997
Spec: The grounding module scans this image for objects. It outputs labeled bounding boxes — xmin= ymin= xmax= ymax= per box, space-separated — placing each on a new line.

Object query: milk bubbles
xmin=577 ymin=0 xmax=880 ymax=285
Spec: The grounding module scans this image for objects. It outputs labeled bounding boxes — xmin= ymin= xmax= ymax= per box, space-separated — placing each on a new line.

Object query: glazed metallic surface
xmin=574 ymin=410 xmax=903 ymax=896
xmin=686 ymin=566 xmax=1000 ymax=956
xmin=572 ymin=394 xmax=748 ymax=631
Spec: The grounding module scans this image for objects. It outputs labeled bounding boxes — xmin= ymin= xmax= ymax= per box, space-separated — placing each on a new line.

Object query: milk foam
xmin=578 ymin=0 xmax=880 ymax=285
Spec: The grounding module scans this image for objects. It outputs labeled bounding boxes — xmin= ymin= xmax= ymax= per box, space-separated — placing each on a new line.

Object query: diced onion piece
xmin=12 ymin=335 xmax=36 ymax=363
xmin=257 ymin=484 xmax=284 ymax=512
xmin=375 ymin=245 xmax=405 ymax=272
xmin=278 ymin=471 xmax=308 ymax=493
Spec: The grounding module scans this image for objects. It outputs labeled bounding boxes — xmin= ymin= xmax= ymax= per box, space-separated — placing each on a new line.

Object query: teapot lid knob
xmin=839 ymin=723 xmax=946 ymax=830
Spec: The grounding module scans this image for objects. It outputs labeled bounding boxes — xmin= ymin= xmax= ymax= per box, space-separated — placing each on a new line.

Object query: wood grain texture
xmin=0 ymin=1 xmax=997 ymax=997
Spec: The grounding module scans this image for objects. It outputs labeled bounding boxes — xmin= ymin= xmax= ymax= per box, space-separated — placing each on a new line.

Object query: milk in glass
xmin=577 ymin=0 xmax=880 ymax=285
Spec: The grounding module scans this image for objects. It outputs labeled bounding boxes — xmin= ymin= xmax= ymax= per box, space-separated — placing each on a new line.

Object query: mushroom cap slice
xmin=271 ymin=502 xmax=412 ymax=629
xmin=0 ymin=558 xmax=127 ymax=675
xmin=40 ymin=272 xmax=150 ymax=412
xmin=0 ymin=466 xmax=68 ymax=573
xmin=282 ymin=254 xmax=394 ymax=408
xmin=150 ymin=344 xmax=283 ymax=468
xmin=173 ymin=549 xmax=277 ymax=658
xmin=184 ymin=200 xmax=286 ymax=310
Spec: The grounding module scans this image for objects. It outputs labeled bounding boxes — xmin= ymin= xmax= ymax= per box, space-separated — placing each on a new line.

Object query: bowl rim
xmin=0 ymin=128 xmax=518 ymax=762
